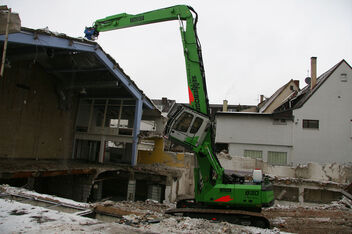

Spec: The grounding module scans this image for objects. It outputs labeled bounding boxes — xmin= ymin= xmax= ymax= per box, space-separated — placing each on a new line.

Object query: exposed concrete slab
xmin=0 ymin=159 xmax=181 ymax=178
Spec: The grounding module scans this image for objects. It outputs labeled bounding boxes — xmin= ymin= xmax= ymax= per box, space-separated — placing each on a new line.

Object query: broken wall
xmin=0 ymin=62 xmax=77 ymax=159
xmin=138 ymin=137 xmax=195 ymax=201
xmin=218 ymin=153 xmax=352 ymax=184
xmin=138 ymin=138 xmax=191 ymax=167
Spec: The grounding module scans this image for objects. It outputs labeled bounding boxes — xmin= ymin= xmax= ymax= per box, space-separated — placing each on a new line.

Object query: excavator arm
xmin=85 ymin=5 xmax=209 ymax=115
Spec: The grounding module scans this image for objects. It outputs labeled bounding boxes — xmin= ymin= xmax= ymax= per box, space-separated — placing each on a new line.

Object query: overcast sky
xmin=3 ymin=0 xmax=352 ymax=105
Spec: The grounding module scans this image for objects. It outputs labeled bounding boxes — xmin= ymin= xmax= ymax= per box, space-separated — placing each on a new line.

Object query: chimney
xmin=223 ymin=100 xmax=228 ymax=112
xmin=293 ymin=80 xmax=300 ymax=89
xmin=260 ymin=95 xmax=264 ymax=103
xmin=162 ymin=97 xmax=167 ymax=105
xmin=310 ymin=57 xmax=317 ymax=90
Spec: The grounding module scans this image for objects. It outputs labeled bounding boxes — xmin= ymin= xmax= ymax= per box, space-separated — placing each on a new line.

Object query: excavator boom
xmin=85 ymin=5 xmax=209 ymax=115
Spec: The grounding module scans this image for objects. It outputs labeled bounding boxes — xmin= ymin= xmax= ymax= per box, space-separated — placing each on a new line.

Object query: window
xmin=174 ymin=112 xmax=194 ymax=132
xmin=340 ymin=73 xmax=347 ymax=82
xmin=244 ymin=150 xmax=263 ymax=159
xmin=303 ymin=119 xmax=319 ymax=129
xmin=215 ymin=143 xmax=228 ymax=153
xmin=268 ymin=151 xmax=287 ymax=166
xmin=190 ymin=117 xmax=203 ymax=134
xmin=140 ymin=120 xmax=156 ymax=131
xmin=273 ymin=119 xmax=287 ymax=125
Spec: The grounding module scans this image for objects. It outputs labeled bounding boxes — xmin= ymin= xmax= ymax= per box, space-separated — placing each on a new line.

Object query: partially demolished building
xmin=0 ymin=8 xmax=194 ymax=203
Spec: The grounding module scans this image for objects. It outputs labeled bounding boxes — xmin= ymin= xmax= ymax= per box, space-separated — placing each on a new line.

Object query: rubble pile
xmin=265 ymin=196 xmax=352 ymax=211
xmin=1 ymin=185 xmax=352 ymax=233
xmin=100 ymin=199 xmax=175 ymax=214
xmin=94 ymin=199 xmax=175 ymax=226
xmin=93 ymin=199 xmax=262 ymax=233
xmin=322 ymin=196 xmax=352 ymax=210
xmin=263 ymin=199 xmax=352 ymax=233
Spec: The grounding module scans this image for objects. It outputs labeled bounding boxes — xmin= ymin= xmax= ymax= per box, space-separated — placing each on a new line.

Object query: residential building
xmin=258 ymin=79 xmax=300 ymax=113
xmin=215 ymin=58 xmax=352 ymax=165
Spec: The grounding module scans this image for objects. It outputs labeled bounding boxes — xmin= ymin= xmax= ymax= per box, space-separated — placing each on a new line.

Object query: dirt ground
xmin=263 ymin=206 xmax=352 ymax=233
xmin=94 ymin=199 xmax=352 ymax=233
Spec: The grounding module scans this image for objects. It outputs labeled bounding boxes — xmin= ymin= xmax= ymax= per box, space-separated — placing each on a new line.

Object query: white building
xmin=215 ymin=59 xmax=352 ymax=165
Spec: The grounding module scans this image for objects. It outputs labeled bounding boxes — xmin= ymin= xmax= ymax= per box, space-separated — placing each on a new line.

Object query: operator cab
xmin=165 ymin=104 xmax=210 ymax=151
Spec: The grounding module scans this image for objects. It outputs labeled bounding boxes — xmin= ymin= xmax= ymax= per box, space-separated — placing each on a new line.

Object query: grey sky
xmin=3 ymin=0 xmax=352 ymax=105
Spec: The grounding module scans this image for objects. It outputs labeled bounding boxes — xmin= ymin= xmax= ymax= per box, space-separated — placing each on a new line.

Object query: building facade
xmin=291 ymin=60 xmax=352 ymax=164
xmin=215 ymin=59 xmax=352 ymax=165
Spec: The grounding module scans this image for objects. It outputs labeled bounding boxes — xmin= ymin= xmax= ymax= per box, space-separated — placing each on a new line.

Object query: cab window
xmin=174 ymin=112 xmax=194 ymax=132
xmin=190 ymin=117 xmax=203 ymax=134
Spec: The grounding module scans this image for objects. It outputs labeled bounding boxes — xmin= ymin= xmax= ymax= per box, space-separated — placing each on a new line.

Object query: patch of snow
xmin=0 ymin=198 xmax=139 ymax=233
xmin=38 ymin=26 xmax=66 ymax=37
xmin=146 ymin=199 xmax=159 ymax=204
xmin=272 ymin=217 xmax=287 ymax=225
xmin=0 ymin=184 xmax=89 ymax=209
xmin=306 ymin=217 xmax=331 ymax=222
xmin=123 ymin=214 xmax=139 ymax=222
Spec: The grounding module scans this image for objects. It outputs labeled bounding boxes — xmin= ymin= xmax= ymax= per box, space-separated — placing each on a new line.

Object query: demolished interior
xmin=0 ymin=25 xmax=189 ymax=204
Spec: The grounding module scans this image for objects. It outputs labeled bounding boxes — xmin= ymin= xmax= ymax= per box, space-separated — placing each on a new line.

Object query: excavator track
xmin=165 ymin=207 xmax=271 ymax=229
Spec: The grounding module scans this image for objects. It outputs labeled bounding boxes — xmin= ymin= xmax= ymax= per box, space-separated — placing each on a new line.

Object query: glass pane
xmin=268 ymin=151 xmax=287 ymax=165
xmin=244 ymin=150 xmax=263 ymax=159
xmin=303 ymin=119 xmax=319 ymax=129
xmin=190 ymin=117 xmax=203 ymax=134
xmin=174 ymin=112 xmax=194 ymax=132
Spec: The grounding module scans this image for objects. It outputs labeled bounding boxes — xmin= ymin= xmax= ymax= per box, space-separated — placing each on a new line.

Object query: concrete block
xmin=127 ymin=180 xmax=136 ymax=201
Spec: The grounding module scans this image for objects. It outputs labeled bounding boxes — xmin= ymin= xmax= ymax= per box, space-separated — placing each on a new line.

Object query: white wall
xmin=215 ymin=114 xmax=293 ymax=163
xmin=228 ymin=143 xmax=292 ymax=165
xmin=292 ymin=62 xmax=352 ymax=164
xmin=216 ymin=115 xmax=293 ymax=146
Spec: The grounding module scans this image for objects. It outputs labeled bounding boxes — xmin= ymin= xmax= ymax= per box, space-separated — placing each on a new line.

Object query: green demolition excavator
xmin=85 ymin=5 xmax=274 ymax=228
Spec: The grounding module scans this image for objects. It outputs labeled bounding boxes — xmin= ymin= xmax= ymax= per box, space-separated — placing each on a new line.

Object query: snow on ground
xmin=0 ymin=198 xmax=140 ymax=234
xmin=0 ymin=184 xmax=89 ymax=209
xmin=0 ymin=185 xmax=289 ymax=234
